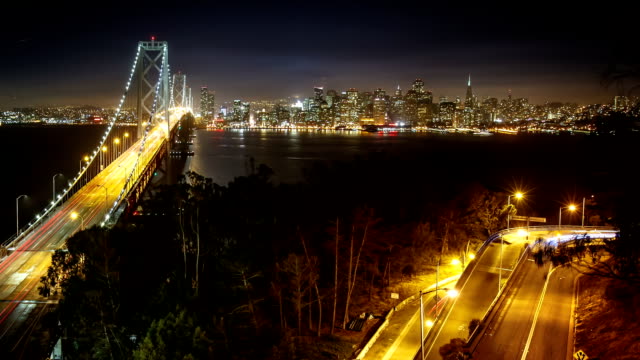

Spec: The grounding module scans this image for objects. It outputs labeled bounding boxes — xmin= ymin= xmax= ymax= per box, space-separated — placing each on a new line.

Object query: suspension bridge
xmin=0 ymin=38 xmax=192 ymax=356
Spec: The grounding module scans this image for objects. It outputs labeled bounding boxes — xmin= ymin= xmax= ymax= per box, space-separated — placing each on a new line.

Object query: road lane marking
xmin=520 ymin=263 xmax=554 ymax=360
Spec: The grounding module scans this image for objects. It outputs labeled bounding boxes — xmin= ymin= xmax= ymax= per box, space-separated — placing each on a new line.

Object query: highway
xmin=472 ymin=260 xmax=579 ymax=360
xmin=0 ymin=117 xmax=179 ymax=357
xmin=423 ymin=231 xmax=530 ymax=360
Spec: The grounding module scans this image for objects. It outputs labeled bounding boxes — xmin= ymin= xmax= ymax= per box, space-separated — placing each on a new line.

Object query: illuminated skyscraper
xmin=465 ymin=74 xmax=474 ymax=109
xmin=373 ymin=88 xmax=387 ymax=125
xmin=412 ymin=79 xmax=425 ymax=94
xmin=200 ymin=86 xmax=215 ymax=120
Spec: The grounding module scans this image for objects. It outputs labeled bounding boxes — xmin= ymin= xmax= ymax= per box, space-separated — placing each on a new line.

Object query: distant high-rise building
xmin=200 ymin=86 xmax=215 ymax=120
xmin=395 ymin=85 xmax=402 ymax=97
xmin=314 ymin=87 xmax=324 ymax=101
xmin=614 ymin=95 xmax=629 ymax=111
xmin=465 ymin=74 xmax=474 ymax=109
xmin=412 ymin=79 xmax=425 ymax=94
xmin=373 ymin=89 xmax=387 ymax=125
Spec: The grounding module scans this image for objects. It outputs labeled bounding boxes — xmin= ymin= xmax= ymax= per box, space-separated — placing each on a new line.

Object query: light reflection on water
xmin=187 ymin=129 xmax=449 ymax=185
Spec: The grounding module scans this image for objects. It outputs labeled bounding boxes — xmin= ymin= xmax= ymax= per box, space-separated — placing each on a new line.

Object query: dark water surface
xmin=1 ymin=126 xmax=634 ymax=241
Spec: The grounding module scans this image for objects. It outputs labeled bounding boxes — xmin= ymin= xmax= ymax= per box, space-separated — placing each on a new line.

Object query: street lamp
xmin=100 ymin=146 xmax=107 ymax=170
xmin=506 ymin=192 xmax=524 ymax=229
xmin=124 ymin=132 xmax=130 ymax=149
xmin=53 ymin=173 xmax=64 ymax=203
xmin=70 ymin=211 xmax=85 ymax=230
xmin=419 ymin=287 xmax=459 ymax=360
xmin=80 ymin=155 xmax=90 ymax=173
xmin=96 ymin=184 xmax=108 ymax=210
xmin=16 ymin=194 xmax=27 ymax=237
xmin=114 ymin=138 xmax=120 ymax=158
xmin=559 ymin=204 xmax=577 ymax=228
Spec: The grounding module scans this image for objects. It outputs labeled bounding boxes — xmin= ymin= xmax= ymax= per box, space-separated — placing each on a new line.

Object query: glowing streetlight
xmin=451 ymin=258 xmax=461 ymax=266
xmin=419 ymin=287 xmax=459 ymax=360
xmin=100 ymin=146 xmax=107 ymax=170
xmin=559 ymin=204 xmax=577 ymax=228
xmin=16 ymin=194 xmax=28 ymax=237
xmin=70 ymin=211 xmax=85 ymax=230
xmin=468 ymin=253 xmax=476 ymax=260
xmin=507 ymin=192 xmax=524 ymax=229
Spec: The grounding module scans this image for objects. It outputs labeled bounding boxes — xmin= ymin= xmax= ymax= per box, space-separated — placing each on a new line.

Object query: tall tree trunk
xmin=301 ymin=235 xmax=322 ymax=337
xmin=331 ymin=218 xmax=338 ymax=335
xmin=242 ymin=270 xmax=260 ymax=333
xmin=180 ymin=202 xmax=187 ymax=280
xmin=343 ymin=226 xmax=354 ymax=329
xmin=195 ymin=206 xmax=200 ymax=296
xmin=308 ymin=290 xmax=313 ymax=330
xmin=343 ymin=221 xmax=369 ymax=328
xmin=296 ymin=256 xmax=302 ymax=336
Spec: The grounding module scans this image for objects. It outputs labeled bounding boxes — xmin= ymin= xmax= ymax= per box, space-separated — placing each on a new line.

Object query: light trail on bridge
xmin=0 ymin=114 xmax=183 ymax=353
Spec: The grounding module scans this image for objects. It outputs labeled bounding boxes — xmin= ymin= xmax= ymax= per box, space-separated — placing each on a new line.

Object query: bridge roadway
xmin=0 ymin=119 xmax=177 ymax=356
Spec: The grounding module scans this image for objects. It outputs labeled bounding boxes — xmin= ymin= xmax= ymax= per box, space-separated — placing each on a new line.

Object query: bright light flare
xmin=517 ymin=229 xmax=529 ymax=237
xmin=468 ymin=253 xmax=475 ymax=260
xmin=447 ymin=289 xmax=459 ymax=298
xmin=426 ymin=320 xmax=434 ymax=327
xmin=568 ymin=204 xmax=577 ymax=211
xmin=451 ymin=259 xmax=461 ymax=266
xmin=70 ymin=212 xmax=79 ymax=220
xmin=515 ymin=192 xmax=523 ymax=199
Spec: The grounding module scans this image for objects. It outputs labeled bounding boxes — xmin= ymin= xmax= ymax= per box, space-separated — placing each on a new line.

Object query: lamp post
xmin=100 ymin=146 xmax=107 ymax=170
xmin=79 ymin=155 xmax=89 ymax=173
xmin=114 ymin=138 xmax=120 ymax=158
xmin=53 ymin=173 xmax=64 ymax=203
xmin=70 ymin=211 xmax=85 ymax=230
xmin=419 ymin=287 xmax=459 ymax=360
xmin=96 ymin=184 xmax=108 ymax=210
xmin=582 ymin=197 xmax=586 ymax=227
xmin=559 ymin=204 xmax=577 ymax=228
xmin=506 ymin=192 xmax=523 ymax=229
xmin=16 ymin=194 xmax=27 ymax=236
xmin=124 ymin=132 xmax=130 ymax=150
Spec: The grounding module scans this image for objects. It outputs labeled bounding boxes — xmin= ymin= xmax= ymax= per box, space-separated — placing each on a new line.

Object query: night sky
xmin=1 ymin=2 xmax=636 ymax=109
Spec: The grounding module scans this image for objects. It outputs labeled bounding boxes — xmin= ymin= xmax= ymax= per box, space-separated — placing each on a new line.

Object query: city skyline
xmin=1 ymin=3 xmax=636 ymax=108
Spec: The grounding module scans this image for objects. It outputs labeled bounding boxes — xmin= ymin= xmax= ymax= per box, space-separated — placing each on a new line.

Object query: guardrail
xmin=409 ymin=225 xmax=618 ymax=360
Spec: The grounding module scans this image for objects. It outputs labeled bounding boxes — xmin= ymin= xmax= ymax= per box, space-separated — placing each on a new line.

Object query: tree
xmin=342 ymin=213 xmax=370 ymax=328
xmin=280 ymin=253 xmax=312 ymax=336
xmin=133 ymin=307 xmax=211 ymax=360
xmin=439 ymin=338 xmax=467 ymax=360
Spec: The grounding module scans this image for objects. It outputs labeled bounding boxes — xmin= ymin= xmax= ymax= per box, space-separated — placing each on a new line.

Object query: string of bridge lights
xmin=7 ymin=44 xmax=144 ymax=245
xmin=102 ymin=44 xmax=169 ymax=227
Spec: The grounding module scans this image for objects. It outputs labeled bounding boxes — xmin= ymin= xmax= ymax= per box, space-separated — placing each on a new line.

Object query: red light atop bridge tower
xmin=151 ymin=36 xmax=155 ymax=41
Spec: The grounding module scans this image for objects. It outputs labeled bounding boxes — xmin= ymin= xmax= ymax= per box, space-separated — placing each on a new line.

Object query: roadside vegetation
xmin=36 ymin=153 xmax=527 ymax=359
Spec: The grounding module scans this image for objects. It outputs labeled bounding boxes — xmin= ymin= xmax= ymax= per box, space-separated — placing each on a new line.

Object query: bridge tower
xmin=173 ymin=72 xmax=187 ymax=108
xmin=135 ymin=38 xmax=170 ymax=139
